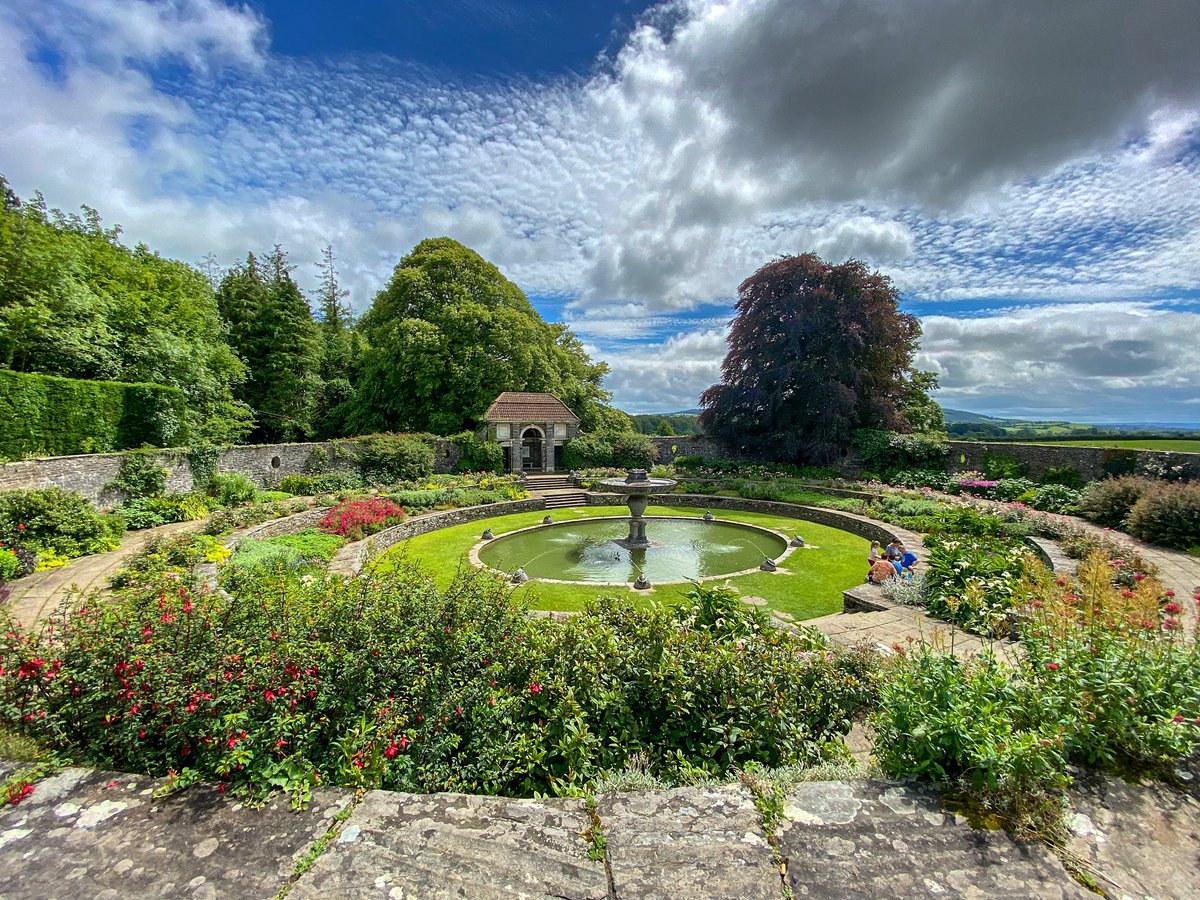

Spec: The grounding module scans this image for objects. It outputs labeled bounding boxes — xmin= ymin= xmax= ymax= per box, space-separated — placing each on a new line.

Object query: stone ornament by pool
xmin=473 ymin=515 xmax=792 ymax=586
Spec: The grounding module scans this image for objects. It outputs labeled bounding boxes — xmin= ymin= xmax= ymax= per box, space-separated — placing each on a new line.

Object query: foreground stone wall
xmin=947 ymin=440 xmax=1200 ymax=481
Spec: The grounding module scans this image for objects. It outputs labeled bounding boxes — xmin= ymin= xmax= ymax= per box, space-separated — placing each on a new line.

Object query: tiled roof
xmin=483 ymin=392 xmax=579 ymax=422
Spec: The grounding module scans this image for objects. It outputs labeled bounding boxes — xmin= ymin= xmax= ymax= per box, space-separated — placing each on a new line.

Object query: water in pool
xmin=477 ymin=517 xmax=786 ymax=583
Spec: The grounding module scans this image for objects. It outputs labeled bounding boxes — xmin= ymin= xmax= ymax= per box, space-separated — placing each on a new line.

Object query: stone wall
xmin=947 ymin=440 xmax=1200 ymax=481
xmin=647 ymin=435 xmax=724 ymax=462
xmin=0 ymin=438 xmax=465 ymax=507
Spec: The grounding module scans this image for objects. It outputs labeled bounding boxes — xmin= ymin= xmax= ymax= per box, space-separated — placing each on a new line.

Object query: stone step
xmin=542 ymin=492 xmax=588 ymax=509
xmin=526 ymin=475 xmax=574 ymax=490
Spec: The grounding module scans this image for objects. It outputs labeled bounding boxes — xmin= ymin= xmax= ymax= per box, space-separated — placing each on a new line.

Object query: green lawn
xmin=374 ymin=504 xmax=869 ymax=621
xmin=1036 ymin=439 xmax=1200 ymax=452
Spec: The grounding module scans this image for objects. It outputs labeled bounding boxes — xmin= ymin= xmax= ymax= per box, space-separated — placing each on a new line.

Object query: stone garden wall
xmin=648 ymin=435 xmax=724 ymax=462
xmin=946 ymin=440 xmax=1200 ymax=481
xmin=0 ymin=439 xmax=466 ymax=507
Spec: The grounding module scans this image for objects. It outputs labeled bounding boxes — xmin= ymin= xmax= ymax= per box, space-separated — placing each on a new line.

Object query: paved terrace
xmin=4 ymin=758 xmax=1196 ymax=899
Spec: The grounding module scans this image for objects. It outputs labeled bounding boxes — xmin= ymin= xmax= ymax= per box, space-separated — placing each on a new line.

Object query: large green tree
xmin=0 ymin=179 xmax=251 ymax=443
xmin=216 ymin=248 xmax=324 ymax=441
xmin=700 ymin=253 xmax=931 ymax=463
xmin=349 ymin=238 xmax=617 ymax=434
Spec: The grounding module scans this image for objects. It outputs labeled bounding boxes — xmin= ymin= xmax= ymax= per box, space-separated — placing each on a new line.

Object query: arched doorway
xmin=521 ymin=427 xmax=544 ymax=472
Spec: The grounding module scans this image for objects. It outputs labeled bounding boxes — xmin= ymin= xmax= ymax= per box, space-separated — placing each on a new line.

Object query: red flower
xmin=399 ymin=735 xmax=411 ymax=750
xmin=385 ymin=743 xmax=398 ymax=759
xmin=1174 ymin=715 xmax=1185 ymax=723
xmin=529 ymin=683 xmax=543 ymax=695
xmin=1046 ymin=663 xmax=1059 ymax=671
xmin=264 ymin=690 xmax=276 ymax=702
xmin=1164 ymin=602 xmax=1182 ymax=614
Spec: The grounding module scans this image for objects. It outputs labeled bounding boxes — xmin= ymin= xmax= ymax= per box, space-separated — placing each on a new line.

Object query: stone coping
xmin=466 ymin=514 xmax=799 ymax=587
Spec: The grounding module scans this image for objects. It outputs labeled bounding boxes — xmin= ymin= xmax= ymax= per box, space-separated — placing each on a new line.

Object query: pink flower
xmin=1046 ymin=663 xmax=1059 ymax=671
xmin=1163 ymin=602 xmax=1182 ymax=614
xmin=385 ymin=743 xmax=398 ymax=759
xmin=529 ymin=683 xmax=543 ymax=695
xmin=398 ymin=735 xmax=411 ymax=750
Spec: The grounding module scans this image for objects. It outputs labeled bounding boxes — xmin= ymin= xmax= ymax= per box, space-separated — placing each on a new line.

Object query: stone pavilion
xmin=481 ymin=392 xmax=580 ymax=473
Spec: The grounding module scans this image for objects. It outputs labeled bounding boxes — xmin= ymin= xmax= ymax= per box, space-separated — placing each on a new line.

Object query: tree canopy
xmin=699 ymin=253 xmax=932 ymax=463
xmin=0 ymin=177 xmax=251 ymax=443
xmin=348 ymin=238 xmax=621 ymax=434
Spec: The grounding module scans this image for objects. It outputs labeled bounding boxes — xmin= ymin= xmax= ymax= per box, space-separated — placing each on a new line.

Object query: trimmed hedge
xmin=0 ymin=369 xmax=188 ymax=458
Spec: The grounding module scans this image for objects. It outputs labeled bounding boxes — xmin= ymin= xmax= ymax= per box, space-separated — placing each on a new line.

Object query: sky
xmin=2 ymin=0 xmax=1199 ymax=422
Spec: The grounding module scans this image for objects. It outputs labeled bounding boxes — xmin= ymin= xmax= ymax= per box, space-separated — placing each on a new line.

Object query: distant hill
xmin=940 ymin=407 xmax=1200 ymax=440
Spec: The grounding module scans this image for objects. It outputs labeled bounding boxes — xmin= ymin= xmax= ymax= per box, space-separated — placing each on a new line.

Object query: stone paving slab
xmin=1067 ymin=768 xmax=1200 ymax=900
xmin=778 ymin=780 xmax=1089 ymax=899
xmin=0 ymin=767 xmax=352 ymax=899
xmin=290 ymin=790 xmax=608 ymax=899
xmin=596 ymin=784 xmax=780 ymax=899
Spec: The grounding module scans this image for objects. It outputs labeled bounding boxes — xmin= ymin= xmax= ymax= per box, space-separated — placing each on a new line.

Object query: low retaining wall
xmin=947 ymin=440 xmax=1200 ymax=482
xmin=647 ymin=435 xmax=724 ymax=461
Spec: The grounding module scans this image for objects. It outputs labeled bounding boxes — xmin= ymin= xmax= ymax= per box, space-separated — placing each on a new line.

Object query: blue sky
xmin=1 ymin=0 xmax=1199 ymax=422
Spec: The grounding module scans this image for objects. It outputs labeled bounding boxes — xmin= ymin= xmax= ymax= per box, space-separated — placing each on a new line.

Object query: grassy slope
xmin=375 ymin=504 xmax=868 ymax=621
xmin=1033 ymin=438 xmax=1200 ymax=452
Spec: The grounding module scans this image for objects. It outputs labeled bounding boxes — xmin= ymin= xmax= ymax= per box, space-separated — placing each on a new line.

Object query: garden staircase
xmin=541 ymin=491 xmax=588 ymax=510
xmin=524 ymin=474 xmax=574 ymax=491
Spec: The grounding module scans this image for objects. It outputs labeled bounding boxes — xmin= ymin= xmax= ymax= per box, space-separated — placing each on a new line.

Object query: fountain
xmin=597 ymin=469 xmax=678 ymax=549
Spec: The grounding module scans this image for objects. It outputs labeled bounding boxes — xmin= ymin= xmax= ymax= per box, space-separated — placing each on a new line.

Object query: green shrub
xmin=981 ymin=453 xmax=1025 ymax=479
xmin=1038 ymin=465 xmax=1083 ymax=489
xmin=872 ymin=649 xmax=1067 ymax=836
xmin=207 ymin=473 xmax=257 ymax=507
xmin=117 ymin=496 xmax=182 ymax=530
xmin=852 ymin=430 xmax=948 ymax=471
xmin=355 ymin=434 xmax=435 ymax=483
xmin=1101 ymin=448 xmax=1138 ymax=477
xmin=1025 ymin=484 xmax=1081 ymax=514
xmin=0 ymin=488 xmax=123 ymax=559
xmin=253 ymin=490 xmax=293 ymax=503
xmin=1076 ymin=475 xmax=1156 ymax=528
xmin=107 ymin=454 xmax=168 ymax=502
xmin=1125 ymin=483 xmax=1200 ymax=550
xmin=0 ymin=369 xmax=189 ymax=458
xmin=564 ymin=431 xmax=658 ymax=470
xmin=278 ymin=472 xmax=363 ymax=495
xmin=989 ymin=477 xmax=1035 ymax=502
xmin=449 ymin=433 xmax=503 ymax=473
xmin=921 ymin=535 xmax=1029 ymax=635
xmin=0 ymin=548 xmax=19 ymax=581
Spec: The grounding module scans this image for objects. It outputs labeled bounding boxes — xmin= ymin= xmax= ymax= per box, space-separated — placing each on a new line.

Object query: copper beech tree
xmin=700 ymin=253 xmax=930 ymax=463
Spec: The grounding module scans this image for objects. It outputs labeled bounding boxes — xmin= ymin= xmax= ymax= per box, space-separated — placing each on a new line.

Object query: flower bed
xmin=318 ymin=498 xmax=406 ymax=540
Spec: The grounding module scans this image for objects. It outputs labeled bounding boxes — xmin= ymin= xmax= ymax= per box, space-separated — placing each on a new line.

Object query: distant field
xmin=1036 ymin=439 xmax=1200 ymax=452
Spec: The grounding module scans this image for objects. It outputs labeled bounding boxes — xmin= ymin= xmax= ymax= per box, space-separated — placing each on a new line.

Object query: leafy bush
xmin=0 ymin=567 xmax=879 ymax=803
xmin=117 ymin=492 xmax=208 ymax=529
xmin=449 ymin=432 xmax=503 ymax=473
xmin=873 ymin=649 xmax=1067 ymax=836
xmin=355 ymin=434 xmax=435 ymax=483
xmin=253 ymin=490 xmax=293 ymax=504
xmin=921 ymin=535 xmax=1030 ymax=635
xmin=107 ymin=454 xmax=168 ymax=502
xmin=1019 ymin=554 xmax=1200 ymax=770
xmin=278 ymin=472 xmax=364 ymax=495
xmin=207 ymin=473 xmax=257 ymax=507
xmin=1126 ymin=482 xmax=1200 ymax=550
xmin=852 ymin=430 xmax=948 ymax=471
xmin=0 ymin=547 xmax=19 ymax=581
xmin=1025 ymin=484 xmax=1081 ymax=514
xmin=981 ymin=453 xmax=1025 ymax=479
xmin=1075 ymin=475 xmax=1156 ymax=528
xmin=1038 ymin=465 xmax=1083 ymax=489
xmin=318 ymin=498 xmax=407 ymax=540
xmin=564 ymin=431 xmax=658 ymax=470
xmin=989 ymin=478 xmax=1035 ymax=502
xmin=223 ymin=530 xmax=346 ymax=590
xmin=0 ymin=487 xmax=123 ymax=559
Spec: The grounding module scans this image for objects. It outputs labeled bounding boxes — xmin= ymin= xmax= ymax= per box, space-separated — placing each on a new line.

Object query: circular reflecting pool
xmin=477 ymin=517 xmax=787 ymax=584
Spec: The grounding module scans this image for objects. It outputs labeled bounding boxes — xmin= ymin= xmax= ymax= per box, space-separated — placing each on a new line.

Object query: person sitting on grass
xmin=868 ymin=557 xmax=897 ymax=585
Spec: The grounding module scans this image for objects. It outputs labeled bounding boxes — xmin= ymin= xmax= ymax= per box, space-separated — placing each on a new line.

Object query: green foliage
xmin=1038 ymin=465 xmax=1083 ymax=489
xmin=981 ymin=453 xmax=1026 ymax=479
xmin=921 ymin=535 xmax=1029 ymax=635
xmin=1125 ymin=482 xmax=1200 ymax=550
xmin=449 ymin=432 xmax=503 ymax=473
xmin=1025 ymin=484 xmax=1081 ymax=514
xmin=1076 ymin=475 xmax=1156 ymax=528
xmin=852 ymin=429 xmax=948 ymax=472
xmin=0 ymin=487 xmax=123 ymax=558
xmin=354 ymin=434 xmax=436 ymax=483
xmin=118 ymin=493 xmax=209 ymax=529
xmin=348 ymin=238 xmax=617 ymax=435
xmin=1101 ymin=448 xmax=1138 ymax=477
xmin=873 ymin=649 xmax=1068 ymax=836
xmin=629 ymin=414 xmax=704 ymax=436
xmin=0 ymin=190 xmax=250 ymax=442
xmin=107 ymin=454 xmax=168 ymax=502
xmin=563 ymin=430 xmax=658 ymax=470
xmin=278 ymin=471 xmax=364 ymax=495
xmin=206 ymin=473 xmax=257 ymax=507
xmin=186 ymin=444 xmax=222 ymax=491
xmin=700 ymin=254 xmax=926 ymax=463
xmin=0 ymin=370 xmax=189 ymax=458
xmin=223 ymin=529 xmax=345 ymax=590
xmin=216 ymin=249 xmax=325 ymax=441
